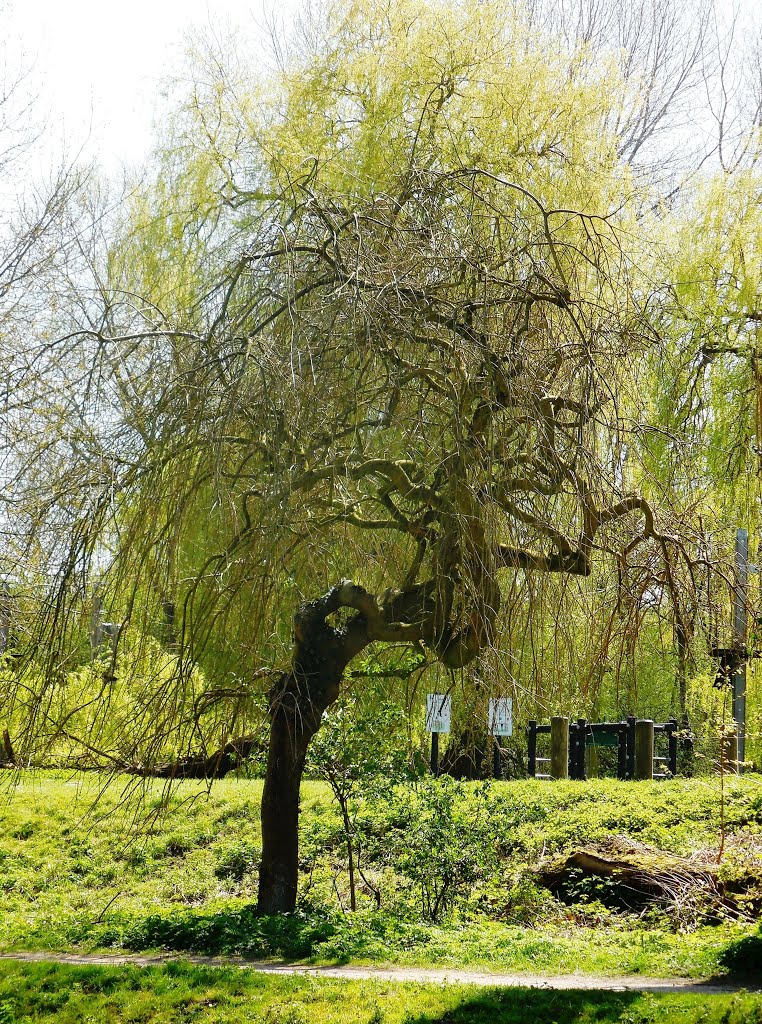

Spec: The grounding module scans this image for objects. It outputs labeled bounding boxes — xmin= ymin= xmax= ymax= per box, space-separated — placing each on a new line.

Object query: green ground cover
xmin=1 ymin=961 xmax=762 ymax=1024
xmin=0 ymin=773 xmax=759 ymax=978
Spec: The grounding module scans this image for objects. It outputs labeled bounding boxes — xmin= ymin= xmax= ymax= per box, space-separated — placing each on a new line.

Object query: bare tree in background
xmin=524 ymin=0 xmax=762 ymax=176
xmin=0 ymin=10 xmax=87 ymax=595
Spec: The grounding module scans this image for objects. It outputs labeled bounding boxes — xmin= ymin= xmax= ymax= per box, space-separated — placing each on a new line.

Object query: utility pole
xmin=733 ymin=528 xmax=748 ymax=771
xmin=0 ymin=582 xmax=9 ymax=654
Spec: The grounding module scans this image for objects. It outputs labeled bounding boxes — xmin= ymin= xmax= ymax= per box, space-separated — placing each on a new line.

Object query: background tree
xmin=0 ymin=9 xmax=87 ymax=662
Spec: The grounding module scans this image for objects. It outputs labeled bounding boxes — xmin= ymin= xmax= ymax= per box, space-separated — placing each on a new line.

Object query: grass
xmin=0 ymin=960 xmax=761 ymax=1024
xmin=0 ymin=772 xmax=759 ymax=979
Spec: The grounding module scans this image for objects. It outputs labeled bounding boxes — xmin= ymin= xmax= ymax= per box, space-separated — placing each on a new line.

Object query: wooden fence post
xmin=720 ymin=731 xmax=739 ymax=775
xmin=550 ymin=716 xmax=569 ymax=780
xmin=634 ymin=720 xmax=654 ymax=780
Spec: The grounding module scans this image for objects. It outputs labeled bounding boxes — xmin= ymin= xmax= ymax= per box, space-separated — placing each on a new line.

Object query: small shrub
xmin=719 ymin=926 xmax=762 ymax=977
xmin=213 ymin=841 xmax=260 ymax=882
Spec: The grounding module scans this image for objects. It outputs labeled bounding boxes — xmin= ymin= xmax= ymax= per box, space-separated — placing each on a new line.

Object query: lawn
xmin=0 ymin=960 xmax=762 ymax=1024
xmin=0 ymin=772 xmax=759 ymax=981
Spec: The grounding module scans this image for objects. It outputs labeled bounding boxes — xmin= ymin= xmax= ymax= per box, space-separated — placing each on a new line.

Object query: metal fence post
xmin=626 ymin=716 xmax=636 ymax=779
xmin=667 ymin=719 xmax=678 ymax=777
xmin=617 ymin=725 xmax=627 ymax=779
xmin=430 ymin=732 xmax=439 ymax=777
xmin=527 ymin=720 xmax=537 ymax=778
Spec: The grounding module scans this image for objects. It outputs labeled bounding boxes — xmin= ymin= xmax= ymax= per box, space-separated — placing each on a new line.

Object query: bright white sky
xmin=3 ymin=0 xmax=295 ymax=179
xmin=1 ymin=0 xmax=752 ymax=185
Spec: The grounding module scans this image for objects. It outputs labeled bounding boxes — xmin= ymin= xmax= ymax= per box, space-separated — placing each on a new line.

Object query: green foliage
xmin=378 ymin=778 xmax=503 ymax=921
xmin=0 ymin=772 xmax=759 ymax=979
xmin=308 ymin=693 xmax=414 ymax=796
xmin=719 ymin=924 xmax=762 ymax=977
xmin=213 ymin=840 xmax=260 ymax=882
xmin=120 ymin=905 xmax=336 ymax=959
xmin=307 ymin=691 xmax=417 ymax=909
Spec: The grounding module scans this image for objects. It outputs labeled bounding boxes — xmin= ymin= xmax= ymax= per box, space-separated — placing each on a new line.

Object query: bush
xmin=719 ymin=926 xmax=762 ymax=977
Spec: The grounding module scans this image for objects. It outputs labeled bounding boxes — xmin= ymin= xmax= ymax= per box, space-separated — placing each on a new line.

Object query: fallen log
xmin=125 ymin=733 xmax=265 ymax=779
xmin=536 ymin=837 xmax=762 ymax=920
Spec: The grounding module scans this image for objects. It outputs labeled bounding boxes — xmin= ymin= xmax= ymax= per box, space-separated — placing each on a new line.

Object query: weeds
xmin=0 ymin=773 xmax=759 ymax=978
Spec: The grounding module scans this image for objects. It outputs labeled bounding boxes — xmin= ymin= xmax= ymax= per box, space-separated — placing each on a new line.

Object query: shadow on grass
xmin=386 ymin=988 xmax=636 ymax=1024
xmin=118 ymin=904 xmax=337 ymax=958
xmin=368 ymin=987 xmax=684 ymax=1019
xmin=714 ymin=925 xmax=762 ymax=986
xmin=113 ymin=904 xmax=435 ymax=962
xmin=397 ymin=987 xmax=762 ymax=1024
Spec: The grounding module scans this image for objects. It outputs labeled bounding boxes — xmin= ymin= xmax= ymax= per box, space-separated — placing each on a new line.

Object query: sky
xmin=3 ymin=0 xmax=295 ymax=179
xmin=1 ymin=0 xmax=754 ymax=186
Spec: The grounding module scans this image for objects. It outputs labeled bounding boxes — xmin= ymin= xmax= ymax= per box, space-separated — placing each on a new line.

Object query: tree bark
xmin=257 ymin=671 xmax=319 ymax=914
xmin=257 ymin=587 xmax=366 ymax=914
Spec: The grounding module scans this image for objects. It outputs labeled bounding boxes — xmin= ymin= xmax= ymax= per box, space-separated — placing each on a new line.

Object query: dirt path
xmin=0 ymin=951 xmax=757 ymax=995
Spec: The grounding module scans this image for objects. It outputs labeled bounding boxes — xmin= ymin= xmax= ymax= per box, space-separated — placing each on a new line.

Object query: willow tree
xmin=8 ymin=0 xmax=680 ymax=913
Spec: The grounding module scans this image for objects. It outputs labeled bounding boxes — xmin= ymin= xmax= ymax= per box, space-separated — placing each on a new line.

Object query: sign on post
xmin=426 ymin=693 xmax=451 ymax=733
xmin=488 ymin=697 xmax=513 ymax=736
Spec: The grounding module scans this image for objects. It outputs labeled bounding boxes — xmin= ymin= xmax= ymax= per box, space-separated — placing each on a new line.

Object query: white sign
xmin=489 ymin=697 xmax=513 ymax=737
xmin=426 ymin=693 xmax=451 ymax=733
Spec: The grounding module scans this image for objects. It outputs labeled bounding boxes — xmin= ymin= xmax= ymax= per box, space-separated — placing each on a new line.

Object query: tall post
xmin=0 ymin=583 xmax=10 ymax=654
xmin=732 ymin=528 xmax=748 ymax=771
xmin=634 ymin=719 xmax=654 ymax=780
xmin=493 ymin=737 xmax=502 ymax=780
xmin=90 ymin=584 xmax=103 ymax=658
xmin=550 ymin=716 xmax=569 ymax=780
xmin=162 ymin=599 xmax=176 ymax=645
xmin=667 ymin=719 xmax=678 ymax=778
xmin=617 ymin=725 xmax=627 ymax=779
xmin=720 ymin=730 xmax=739 ymax=775
xmin=576 ymin=718 xmax=587 ymax=780
xmin=568 ymin=721 xmax=578 ymax=778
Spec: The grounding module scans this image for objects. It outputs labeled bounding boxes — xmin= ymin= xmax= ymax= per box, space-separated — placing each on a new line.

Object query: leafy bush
xmin=121 ymin=905 xmax=337 ymax=958
xmin=213 ymin=841 xmax=260 ymax=882
xmin=373 ymin=778 xmax=503 ymax=920
xmin=718 ymin=925 xmax=762 ymax=977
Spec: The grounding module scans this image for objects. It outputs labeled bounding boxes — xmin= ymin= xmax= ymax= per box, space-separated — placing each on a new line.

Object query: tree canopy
xmin=3 ymin=0 xmax=762 ymax=912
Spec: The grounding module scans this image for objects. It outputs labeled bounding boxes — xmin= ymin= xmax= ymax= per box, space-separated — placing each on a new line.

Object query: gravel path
xmin=0 ymin=951 xmax=758 ymax=995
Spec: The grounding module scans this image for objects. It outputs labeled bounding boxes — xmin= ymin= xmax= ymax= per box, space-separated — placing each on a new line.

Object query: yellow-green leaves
xmin=262 ymin=0 xmax=626 ymax=212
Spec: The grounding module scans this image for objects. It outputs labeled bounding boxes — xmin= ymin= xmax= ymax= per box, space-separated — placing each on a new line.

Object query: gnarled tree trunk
xmin=257 ymin=661 xmax=343 ymax=914
xmin=257 ymin=584 xmax=372 ymax=914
